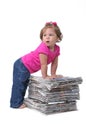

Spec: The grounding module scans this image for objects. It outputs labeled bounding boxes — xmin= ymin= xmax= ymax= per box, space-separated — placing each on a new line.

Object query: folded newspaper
xmin=24 ymin=76 xmax=83 ymax=114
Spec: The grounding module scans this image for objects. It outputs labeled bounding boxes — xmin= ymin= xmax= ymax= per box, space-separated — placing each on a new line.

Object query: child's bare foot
xmin=19 ymin=104 xmax=26 ymax=109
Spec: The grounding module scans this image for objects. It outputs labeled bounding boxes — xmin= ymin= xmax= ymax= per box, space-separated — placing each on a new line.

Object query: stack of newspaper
xmin=24 ymin=76 xmax=83 ymax=114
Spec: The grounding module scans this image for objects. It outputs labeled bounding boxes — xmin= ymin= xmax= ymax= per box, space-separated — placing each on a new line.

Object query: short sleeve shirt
xmin=21 ymin=42 xmax=60 ymax=73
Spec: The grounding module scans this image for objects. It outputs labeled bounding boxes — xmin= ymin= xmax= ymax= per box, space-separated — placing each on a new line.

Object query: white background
xmin=0 ymin=0 xmax=86 ymax=129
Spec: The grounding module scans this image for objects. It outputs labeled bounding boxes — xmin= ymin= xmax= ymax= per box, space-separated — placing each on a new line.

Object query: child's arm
xmin=39 ymin=53 xmax=49 ymax=78
xmin=51 ymin=57 xmax=63 ymax=78
xmin=51 ymin=56 xmax=58 ymax=77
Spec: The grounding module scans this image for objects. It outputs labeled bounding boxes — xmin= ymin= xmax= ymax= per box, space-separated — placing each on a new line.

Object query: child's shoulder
xmin=55 ymin=44 xmax=60 ymax=49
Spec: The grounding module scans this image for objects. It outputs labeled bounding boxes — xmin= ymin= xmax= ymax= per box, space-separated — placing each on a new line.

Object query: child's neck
xmin=48 ymin=46 xmax=55 ymax=51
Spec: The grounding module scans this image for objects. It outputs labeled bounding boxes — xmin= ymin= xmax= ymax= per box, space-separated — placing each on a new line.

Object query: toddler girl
xmin=10 ymin=21 xmax=63 ymax=108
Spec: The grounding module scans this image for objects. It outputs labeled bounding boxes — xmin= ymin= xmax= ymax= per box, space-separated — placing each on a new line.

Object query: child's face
xmin=42 ymin=28 xmax=59 ymax=48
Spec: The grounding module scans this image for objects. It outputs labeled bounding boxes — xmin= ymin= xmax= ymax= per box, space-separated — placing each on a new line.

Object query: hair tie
xmin=46 ymin=21 xmax=57 ymax=26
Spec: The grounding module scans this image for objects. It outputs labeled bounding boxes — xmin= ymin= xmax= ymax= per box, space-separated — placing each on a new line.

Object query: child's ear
xmin=56 ymin=38 xmax=60 ymax=42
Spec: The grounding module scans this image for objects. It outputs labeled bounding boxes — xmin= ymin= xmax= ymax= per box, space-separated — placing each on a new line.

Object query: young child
xmin=10 ymin=21 xmax=63 ymax=108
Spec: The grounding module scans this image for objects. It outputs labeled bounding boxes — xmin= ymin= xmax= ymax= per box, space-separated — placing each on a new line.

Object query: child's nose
xmin=46 ymin=35 xmax=49 ymax=39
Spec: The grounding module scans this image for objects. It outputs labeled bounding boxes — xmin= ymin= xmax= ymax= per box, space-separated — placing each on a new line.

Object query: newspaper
xmin=24 ymin=76 xmax=83 ymax=114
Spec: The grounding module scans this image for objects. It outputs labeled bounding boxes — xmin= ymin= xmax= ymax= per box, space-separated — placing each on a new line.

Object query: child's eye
xmin=49 ymin=34 xmax=53 ymax=36
xmin=49 ymin=34 xmax=54 ymax=36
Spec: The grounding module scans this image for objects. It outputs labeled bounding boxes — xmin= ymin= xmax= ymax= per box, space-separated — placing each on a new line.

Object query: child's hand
xmin=42 ymin=74 xmax=63 ymax=79
xmin=43 ymin=75 xmax=54 ymax=79
xmin=56 ymin=74 xmax=63 ymax=78
xmin=43 ymin=75 xmax=52 ymax=79
xmin=51 ymin=74 xmax=63 ymax=79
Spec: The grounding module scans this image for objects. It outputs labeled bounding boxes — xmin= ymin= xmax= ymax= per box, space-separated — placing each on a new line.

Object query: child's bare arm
xmin=39 ymin=54 xmax=49 ymax=78
xmin=51 ymin=57 xmax=58 ymax=76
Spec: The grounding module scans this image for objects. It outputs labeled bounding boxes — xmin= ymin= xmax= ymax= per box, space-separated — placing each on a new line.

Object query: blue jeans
xmin=10 ymin=58 xmax=30 ymax=108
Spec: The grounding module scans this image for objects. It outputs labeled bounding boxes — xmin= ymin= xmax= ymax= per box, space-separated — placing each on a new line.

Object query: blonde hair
xmin=40 ymin=22 xmax=63 ymax=42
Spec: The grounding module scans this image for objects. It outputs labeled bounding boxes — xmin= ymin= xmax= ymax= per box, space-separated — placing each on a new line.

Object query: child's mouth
xmin=46 ymin=41 xmax=50 ymax=43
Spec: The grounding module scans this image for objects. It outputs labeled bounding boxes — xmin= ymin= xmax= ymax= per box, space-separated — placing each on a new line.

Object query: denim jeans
xmin=10 ymin=58 xmax=30 ymax=108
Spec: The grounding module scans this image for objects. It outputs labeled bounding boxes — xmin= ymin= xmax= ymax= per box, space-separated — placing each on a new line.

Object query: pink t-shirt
xmin=21 ymin=42 xmax=60 ymax=73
